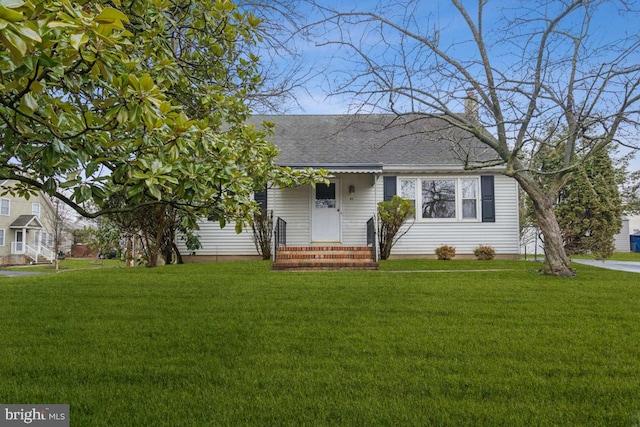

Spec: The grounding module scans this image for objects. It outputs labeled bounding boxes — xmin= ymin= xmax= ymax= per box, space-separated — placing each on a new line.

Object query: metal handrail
xmin=367 ymin=217 xmax=378 ymax=262
xmin=273 ymin=217 xmax=287 ymax=262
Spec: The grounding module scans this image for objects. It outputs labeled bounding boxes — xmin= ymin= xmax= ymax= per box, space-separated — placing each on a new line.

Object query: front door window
xmin=315 ymin=183 xmax=336 ymax=208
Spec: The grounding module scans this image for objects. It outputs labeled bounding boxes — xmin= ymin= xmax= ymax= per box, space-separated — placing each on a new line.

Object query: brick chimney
xmin=464 ymin=90 xmax=479 ymax=121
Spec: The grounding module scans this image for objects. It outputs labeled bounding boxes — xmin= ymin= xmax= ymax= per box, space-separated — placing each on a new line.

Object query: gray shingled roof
xmin=10 ymin=215 xmax=42 ymax=228
xmin=249 ymin=114 xmax=495 ymax=170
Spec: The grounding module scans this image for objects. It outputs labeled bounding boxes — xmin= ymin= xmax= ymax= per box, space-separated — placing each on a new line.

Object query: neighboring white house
xmin=629 ymin=215 xmax=640 ymax=235
xmin=177 ymin=114 xmax=521 ymax=262
xmin=0 ymin=180 xmax=57 ymax=265
xmin=614 ymin=216 xmax=631 ymax=252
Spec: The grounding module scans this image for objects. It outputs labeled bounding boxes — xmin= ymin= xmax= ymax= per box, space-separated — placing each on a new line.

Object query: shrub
xmin=474 ymin=245 xmax=496 ymax=260
xmin=435 ymin=245 xmax=456 ymax=260
xmin=378 ymin=196 xmax=416 ymax=260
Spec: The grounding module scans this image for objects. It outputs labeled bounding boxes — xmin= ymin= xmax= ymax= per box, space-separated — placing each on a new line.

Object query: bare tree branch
xmin=305 ymin=0 xmax=640 ymax=276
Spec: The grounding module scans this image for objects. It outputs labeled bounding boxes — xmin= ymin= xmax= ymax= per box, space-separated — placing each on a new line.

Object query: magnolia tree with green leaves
xmin=0 ymin=0 xmax=324 ymax=265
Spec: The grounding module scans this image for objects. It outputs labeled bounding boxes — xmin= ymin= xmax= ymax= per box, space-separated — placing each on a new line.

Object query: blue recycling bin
xmin=630 ymin=234 xmax=640 ymax=253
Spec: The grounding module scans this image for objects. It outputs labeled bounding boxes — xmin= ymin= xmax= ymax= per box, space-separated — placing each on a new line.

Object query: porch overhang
xmin=9 ymin=215 xmax=44 ymax=229
xmin=280 ymin=163 xmax=383 ymax=174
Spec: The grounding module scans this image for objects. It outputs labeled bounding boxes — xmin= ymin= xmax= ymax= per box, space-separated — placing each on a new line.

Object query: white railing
xmin=11 ymin=241 xmax=24 ymax=253
xmin=11 ymin=243 xmax=54 ymax=263
xmin=24 ymin=244 xmax=39 ymax=262
xmin=40 ymin=246 xmax=54 ymax=261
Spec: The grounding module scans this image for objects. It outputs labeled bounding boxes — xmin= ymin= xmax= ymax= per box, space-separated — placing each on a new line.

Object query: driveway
xmin=572 ymin=259 xmax=640 ymax=274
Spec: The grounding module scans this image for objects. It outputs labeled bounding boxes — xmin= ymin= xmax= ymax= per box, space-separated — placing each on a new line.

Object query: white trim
xmin=0 ymin=228 xmax=4 ymax=246
xmin=383 ymin=165 xmax=505 ymax=173
xmin=32 ymin=202 xmax=41 ymax=217
xmin=397 ymin=176 xmax=481 ymax=222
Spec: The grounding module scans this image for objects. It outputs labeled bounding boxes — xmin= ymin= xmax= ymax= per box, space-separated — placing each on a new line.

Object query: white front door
xmin=311 ymin=180 xmax=341 ymax=242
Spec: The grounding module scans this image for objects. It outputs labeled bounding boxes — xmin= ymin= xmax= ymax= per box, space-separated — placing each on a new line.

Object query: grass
xmin=0 ymin=260 xmax=639 ymax=426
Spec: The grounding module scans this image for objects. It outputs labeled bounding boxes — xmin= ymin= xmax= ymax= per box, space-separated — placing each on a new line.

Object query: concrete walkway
xmin=572 ymin=259 xmax=640 ymax=274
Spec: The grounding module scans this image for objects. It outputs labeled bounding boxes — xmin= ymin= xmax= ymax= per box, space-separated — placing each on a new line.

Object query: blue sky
xmin=273 ymin=0 xmax=640 ymax=172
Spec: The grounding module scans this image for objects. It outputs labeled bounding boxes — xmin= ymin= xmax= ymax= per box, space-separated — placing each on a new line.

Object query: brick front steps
xmin=273 ymin=246 xmax=378 ymax=271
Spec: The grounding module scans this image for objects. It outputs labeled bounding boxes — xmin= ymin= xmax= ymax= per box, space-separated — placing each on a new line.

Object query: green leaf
xmin=148 ymin=184 xmax=161 ymax=200
xmin=69 ymin=32 xmax=89 ymax=50
xmin=139 ymin=74 xmax=155 ymax=92
xmin=0 ymin=5 xmax=23 ymax=22
xmin=79 ymin=185 xmax=92 ymax=203
xmin=21 ymin=92 xmax=38 ymax=113
xmin=85 ymin=161 xmax=99 ymax=177
xmin=0 ymin=0 xmax=25 ymax=8
xmin=17 ymin=24 xmax=41 ymax=42
xmin=47 ymin=21 xmax=77 ymax=29
xmin=30 ymin=80 xmax=43 ymax=94
xmin=94 ymin=7 xmax=129 ymax=24
xmin=43 ymin=177 xmax=57 ymax=194
xmin=0 ymin=30 xmax=27 ymax=64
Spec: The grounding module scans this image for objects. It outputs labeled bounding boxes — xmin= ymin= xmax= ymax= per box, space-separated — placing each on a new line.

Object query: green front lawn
xmin=1 ymin=260 xmax=639 ymax=426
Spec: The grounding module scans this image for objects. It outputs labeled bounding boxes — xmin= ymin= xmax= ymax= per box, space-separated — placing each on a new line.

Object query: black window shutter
xmin=481 ymin=175 xmax=495 ymax=222
xmin=383 ymin=176 xmax=397 ymax=202
xmin=254 ymin=187 xmax=267 ymax=211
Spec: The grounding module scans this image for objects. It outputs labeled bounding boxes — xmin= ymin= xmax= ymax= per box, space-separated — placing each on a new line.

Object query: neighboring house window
xmin=396 ymin=177 xmax=481 ymax=221
xmin=32 ymin=203 xmax=41 ymax=217
xmin=0 ymin=229 xmax=5 ymax=246
xmin=35 ymin=231 xmax=53 ymax=247
xmin=0 ymin=198 xmax=9 ymax=216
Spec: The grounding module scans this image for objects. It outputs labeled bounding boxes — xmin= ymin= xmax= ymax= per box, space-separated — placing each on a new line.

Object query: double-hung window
xmin=32 ymin=203 xmax=41 ymax=217
xmin=0 ymin=198 xmax=9 ymax=216
xmin=461 ymin=179 xmax=478 ymax=219
xmin=0 ymin=229 xmax=5 ymax=246
xmin=398 ymin=177 xmax=479 ymax=221
xmin=399 ymin=178 xmax=417 ymax=219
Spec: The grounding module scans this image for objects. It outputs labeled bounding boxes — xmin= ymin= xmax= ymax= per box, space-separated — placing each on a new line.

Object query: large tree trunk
xmin=517 ymin=176 xmax=575 ymax=276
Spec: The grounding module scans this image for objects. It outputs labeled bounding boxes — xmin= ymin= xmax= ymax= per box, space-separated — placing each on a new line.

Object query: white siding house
xmin=614 ymin=217 xmax=631 ymax=253
xmin=178 ymin=114 xmax=521 ymax=262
